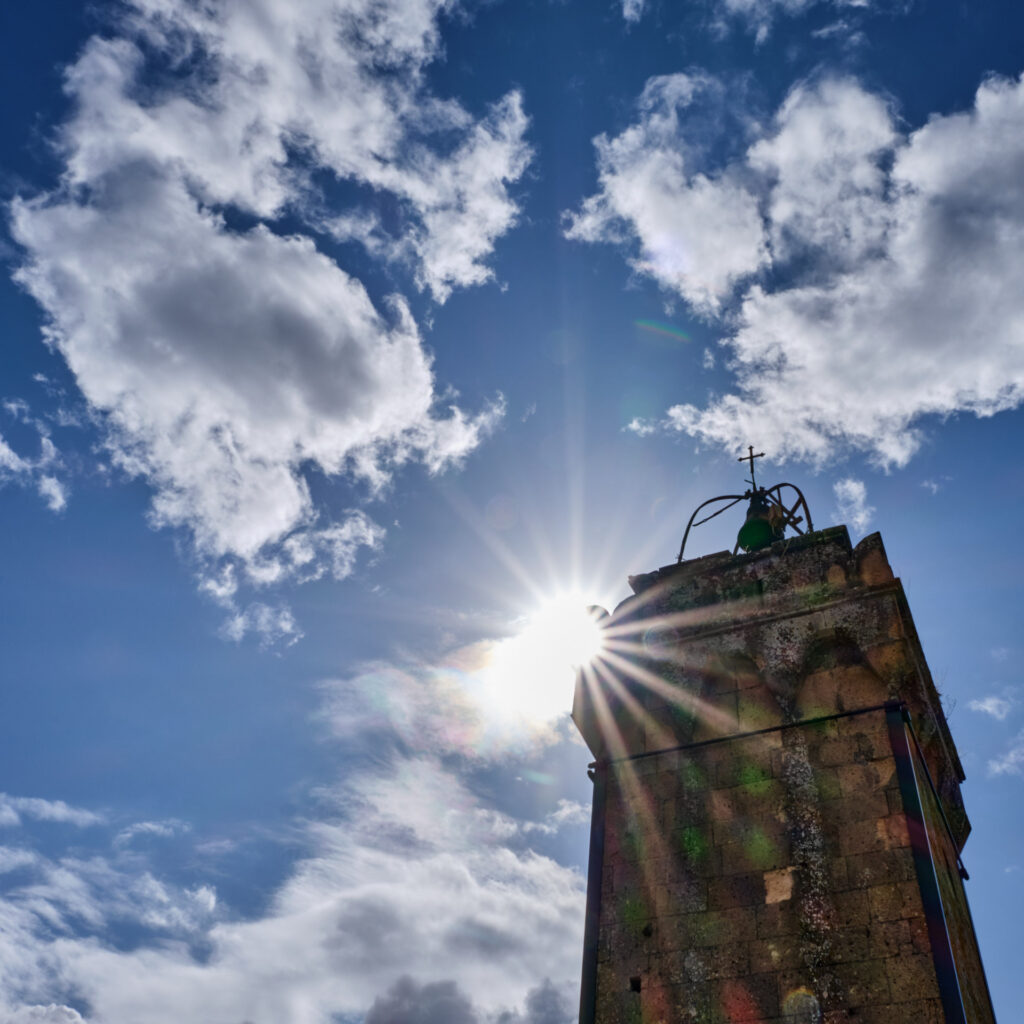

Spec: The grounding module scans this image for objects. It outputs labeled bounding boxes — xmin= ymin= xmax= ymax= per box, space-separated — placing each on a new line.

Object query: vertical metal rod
xmin=578 ymin=761 xmax=607 ymax=1024
xmin=902 ymin=709 xmax=997 ymax=1022
xmin=959 ymin=859 xmax=999 ymax=1022
xmin=885 ymin=701 xmax=967 ymax=1024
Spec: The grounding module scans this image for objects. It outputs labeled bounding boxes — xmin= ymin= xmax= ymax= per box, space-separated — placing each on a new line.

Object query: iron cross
xmin=738 ymin=445 xmax=765 ymax=490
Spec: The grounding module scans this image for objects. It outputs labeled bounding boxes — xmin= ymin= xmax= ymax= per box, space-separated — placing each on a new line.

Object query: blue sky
xmin=1 ymin=0 xmax=1023 ymax=1020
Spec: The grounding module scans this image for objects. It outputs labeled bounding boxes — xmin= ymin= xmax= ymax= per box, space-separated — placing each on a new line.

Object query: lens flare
xmin=634 ymin=318 xmax=691 ymax=342
xmin=781 ymin=987 xmax=821 ymax=1024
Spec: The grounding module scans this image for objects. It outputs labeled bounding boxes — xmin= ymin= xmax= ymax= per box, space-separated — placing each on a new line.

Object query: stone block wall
xmin=595 ymin=709 xmax=948 ymax=1023
xmin=575 ymin=527 xmax=994 ymax=1024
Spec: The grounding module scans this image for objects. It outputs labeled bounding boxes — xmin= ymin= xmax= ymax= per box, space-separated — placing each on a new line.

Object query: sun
xmin=476 ymin=592 xmax=606 ymax=728
xmin=524 ymin=593 xmax=606 ymax=670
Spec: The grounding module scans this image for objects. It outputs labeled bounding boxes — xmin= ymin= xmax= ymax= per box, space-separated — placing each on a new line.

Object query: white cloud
xmin=364 ymin=977 xmax=479 ymax=1024
xmin=3 ymin=399 xmax=32 ymax=421
xmin=12 ymin=0 xmax=528 ymax=596
xmin=0 ymin=795 xmax=104 ymax=830
xmin=0 ymin=611 xmax=592 ymax=1023
xmin=624 ymin=417 xmax=657 ymax=436
xmin=220 ymin=601 xmax=303 ymax=647
xmin=0 ymin=759 xmax=584 ymax=1024
xmin=1 ymin=1007 xmax=85 ymax=1024
xmin=0 ymin=421 xmax=68 ymax=515
xmin=621 ymin=0 xmax=647 ymax=23
xmin=968 ymin=696 xmax=1014 ymax=721
xmin=0 ymin=848 xmax=39 ymax=874
xmin=523 ymin=799 xmax=590 ymax=835
xmin=716 ymin=0 xmax=877 ymax=42
xmin=36 ymin=476 xmax=67 ymax=513
xmin=746 ymin=79 xmax=895 ymax=268
xmin=832 ymin=477 xmax=874 ymax=533
xmin=989 ymin=732 xmax=1024 ymax=776
xmin=570 ymin=72 xmax=1024 ymax=470
xmin=113 ymin=820 xmax=191 ymax=848
xmin=320 ymin=609 xmax=596 ymax=759
xmin=363 ymin=975 xmax=575 ymax=1024
xmin=564 ymin=73 xmax=769 ymax=317
xmin=0 ymin=435 xmax=29 ymax=477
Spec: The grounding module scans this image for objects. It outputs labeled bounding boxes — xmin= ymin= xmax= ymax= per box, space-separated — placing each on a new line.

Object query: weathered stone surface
xmin=578 ymin=527 xmax=993 ymax=1024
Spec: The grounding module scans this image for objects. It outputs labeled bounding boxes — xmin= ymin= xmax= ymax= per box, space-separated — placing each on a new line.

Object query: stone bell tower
xmin=573 ymin=458 xmax=994 ymax=1024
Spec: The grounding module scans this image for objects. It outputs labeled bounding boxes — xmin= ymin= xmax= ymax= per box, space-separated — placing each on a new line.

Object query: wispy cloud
xmin=1 ymin=1006 xmax=85 ymax=1023
xmin=219 ymin=601 xmax=304 ymax=648
xmin=715 ymin=0 xmax=883 ymax=43
xmin=621 ymin=0 xmax=647 ymax=23
xmin=624 ymin=418 xmax=658 ymax=437
xmin=0 ymin=848 xmax=39 ymax=874
xmin=0 ymin=416 xmax=68 ymax=514
xmin=968 ymin=696 xmax=1014 ymax=721
xmin=113 ymin=819 xmax=191 ymax=848
xmin=0 ymin=794 xmax=104 ymax=829
xmin=989 ymin=732 xmax=1024 ymax=777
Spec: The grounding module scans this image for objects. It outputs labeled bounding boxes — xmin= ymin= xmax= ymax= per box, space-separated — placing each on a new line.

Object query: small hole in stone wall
xmin=642 ymin=923 xmax=653 ymax=937
xmin=629 ymin=977 xmax=642 ymax=993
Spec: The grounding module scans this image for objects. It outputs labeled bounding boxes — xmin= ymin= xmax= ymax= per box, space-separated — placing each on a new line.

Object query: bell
xmin=736 ymin=491 xmax=782 ymax=553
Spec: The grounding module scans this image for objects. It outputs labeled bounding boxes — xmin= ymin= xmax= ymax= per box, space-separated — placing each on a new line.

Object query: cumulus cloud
xmin=565 ymin=74 xmax=768 ymax=317
xmin=364 ymin=975 xmax=574 ymax=1024
xmin=35 ymin=476 xmax=67 ymax=512
xmin=12 ymin=0 xmax=527 ymax=597
xmin=832 ymin=477 xmax=874 ymax=533
xmin=531 ymin=799 xmax=590 ymax=833
xmin=365 ymin=976 xmax=479 ymax=1024
xmin=746 ymin=79 xmax=895 ymax=268
xmin=569 ymin=71 xmax=1024 ymax=470
xmin=513 ymin=978 xmax=576 ymax=1024
xmin=0 ymin=758 xmax=584 ymax=1023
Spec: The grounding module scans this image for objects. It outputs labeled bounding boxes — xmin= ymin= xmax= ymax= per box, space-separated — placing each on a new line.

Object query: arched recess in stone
xmin=796 ymin=630 xmax=891 ymax=719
